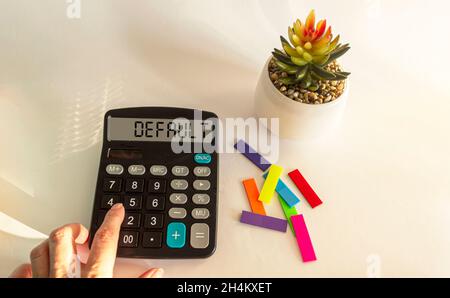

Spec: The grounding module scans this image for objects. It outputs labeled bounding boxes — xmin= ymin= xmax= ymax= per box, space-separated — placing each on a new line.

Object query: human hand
xmin=9 ymin=203 xmax=163 ymax=278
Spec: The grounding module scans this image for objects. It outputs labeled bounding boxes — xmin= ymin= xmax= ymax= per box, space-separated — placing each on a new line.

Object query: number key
xmin=148 ymin=179 xmax=166 ymax=193
xmin=119 ymin=231 xmax=139 ymax=248
xmin=126 ymin=179 xmax=144 ymax=193
xmin=123 ymin=195 xmax=142 ymax=210
xmin=101 ymin=195 xmax=121 ymax=209
xmin=122 ymin=213 xmax=141 ymax=228
xmin=146 ymin=196 xmax=165 ymax=211
xmin=103 ymin=178 xmax=122 ymax=192
xmin=144 ymin=214 xmax=164 ymax=229
xmin=143 ymin=232 xmax=163 ymax=248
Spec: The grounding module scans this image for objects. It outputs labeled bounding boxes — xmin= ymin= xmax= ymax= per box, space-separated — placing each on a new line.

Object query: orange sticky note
xmin=242 ymin=178 xmax=266 ymax=216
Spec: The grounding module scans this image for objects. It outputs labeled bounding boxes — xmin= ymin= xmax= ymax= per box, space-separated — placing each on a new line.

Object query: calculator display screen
xmin=107 ymin=117 xmax=214 ymax=142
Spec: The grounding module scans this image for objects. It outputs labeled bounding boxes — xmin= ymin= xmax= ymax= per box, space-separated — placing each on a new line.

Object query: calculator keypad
xmin=143 ymin=232 xmax=163 ymax=248
xmin=106 ymin=164 xmax=124 ymax=175
xmin=146 ymin=196 xmax=165 ymax=211
xmin=103 ymin=178 xmax=122 ymax=192
xmin=126 ymin=179 xmax=144 ymax=193
xmin=169 ymin=207 xmax=187 ymax=219
xmin=123 ymin=195 xmax=142 ymax=210
xmin=170 ymin=179 xmax=188 ymax=190
xmin=150 ymin=165 xmax=168 ymax=176
xmin=193 ymin=180 xmax=210 ymax=191
xmin=145 ymin=214 xmax=164 ymax=229
xmin=119 ymin=231 xmax=139 ymax=248
xmin=128 ymin=165 xmax=146 ymax=176
xmin=122 ymin=213 xmax=141 ymax=228
xmin=148 ymin=179 xmax=166 ymax=193
xmin=101 ymin=194 xmax=121 ymax=209
xmin=94 ymin=155 xmax=216 ymax=257
xmin=192 ymin=194 xmax=210 ymax=205
xmin=169 ymin=193 xmax=188 ymax=204
xmin=172 ymin=166 xmax=189 ymax=176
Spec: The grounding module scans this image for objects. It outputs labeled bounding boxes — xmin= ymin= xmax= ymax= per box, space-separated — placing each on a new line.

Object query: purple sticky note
xmin=240 ymin=211 xmax=288 ymax=232
xmin=234 ymin=140 xmax=271 ymax=171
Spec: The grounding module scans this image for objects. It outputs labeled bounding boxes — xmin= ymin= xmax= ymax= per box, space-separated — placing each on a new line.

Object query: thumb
xmin=139 ymin=268 xmax=164 ymax=278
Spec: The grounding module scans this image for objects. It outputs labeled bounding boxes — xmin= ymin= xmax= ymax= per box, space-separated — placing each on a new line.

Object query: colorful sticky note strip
xmin=288 ymin=169 xmax=323 ymax=208
xmin=258 ymin=165 xmax=283 ymax=204
xmin=240 ymin=211 xmax=288 ymax=232
xmin=234 ymin=140 xmax=271 ymax=171
xmin=242 ymin=178 xmax=266 ymax=216
xmin=263 ymin=172 xmax=300 ymax=207
xmin=291 ymin=214 xmax=317 ymax=262
xmin=278 ymin=195 xmax=298 ymax=234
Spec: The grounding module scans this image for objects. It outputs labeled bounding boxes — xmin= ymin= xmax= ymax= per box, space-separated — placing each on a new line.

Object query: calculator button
xmin=166 ymin=222 xmax=186 ymax=249
xmin=193 ymin=180 xmax=210 ymax=191
xmin=126 ymin=179 xmax=144 ymax=193
xmin=143 ymin=232 xmax=163 ymax=248
xmin=150 ymin=165 xmax=168 ymax=176
xmin=106 ymin=164 xmax=124 ymax=175
xmin=123 ymin=195 xmax=142 ymax=210
xmin=128 ymin=165 xmax=146 ymax=176
xmin=103 ymin=178 xmax=122 ymax=192
xmin=169 ymin=208 xmax=187 ymax=219
xmin=194 ymin=154 xmax=212 ymax=164
xmin=148 ymin=179 xmax=166 ymax=193
xmin=192 ymin=208 xmax=210 ymax=219
xmin=193 ymin=166 xmax=211 ymax=177
xmin=122 ymin=213 xmax=141 ymax=228
xmin=146 ymin=196 xmax=165 ymax=211
xmin=171 ymin=166 xmax=189 ymax=177
xmin=170 ymin=179 xmax=188 ymax=190
xmin=144 ymin=214 xmax=164 ymax=229
xmin=192 ymin=194 xmax=210 ymax=205
xmin=190 ymin=223 xmax=210 ymax=249
xmin=119 ymin=231 xmax=139 ymax=248
xmin=169 ymin=193 xmax=188 ymax=204
xmin=101 ymin=195 xmax=121 ymax=209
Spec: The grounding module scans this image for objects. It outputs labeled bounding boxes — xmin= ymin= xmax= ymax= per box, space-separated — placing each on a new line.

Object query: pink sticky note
xmin=291 ymin=214 xmax=317 ymax=262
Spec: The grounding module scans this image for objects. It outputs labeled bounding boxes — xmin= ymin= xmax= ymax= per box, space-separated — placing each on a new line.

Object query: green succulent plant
xmin=272 ymin=10 xmax=351 ymax=91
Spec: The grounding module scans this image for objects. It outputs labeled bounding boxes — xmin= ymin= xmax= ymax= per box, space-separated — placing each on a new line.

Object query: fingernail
xmin=111 ymin=203 xmax=123 ymax=210
xmin=152 ymin=268 xmax=164 ymax=278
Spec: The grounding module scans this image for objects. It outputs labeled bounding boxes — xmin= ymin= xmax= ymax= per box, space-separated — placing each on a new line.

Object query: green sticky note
xmin=278 ymin=195 xmax=298 ymax=235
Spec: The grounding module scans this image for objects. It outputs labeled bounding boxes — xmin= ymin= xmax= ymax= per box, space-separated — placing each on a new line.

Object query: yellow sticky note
xmin=258 ymin=165 xmax=283 ymax=203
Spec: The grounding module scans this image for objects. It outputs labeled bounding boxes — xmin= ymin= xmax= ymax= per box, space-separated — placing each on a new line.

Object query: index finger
xmin=85 ymin=203 xmax=124 ymax=277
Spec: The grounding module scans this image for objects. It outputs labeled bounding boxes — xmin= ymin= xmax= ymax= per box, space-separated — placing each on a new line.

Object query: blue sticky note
xmin=263 ymin=173 xmax=300 ymax=207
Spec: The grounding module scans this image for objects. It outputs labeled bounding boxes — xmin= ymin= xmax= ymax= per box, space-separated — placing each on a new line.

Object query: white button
xmin=170 ymin=193 xmax=188 ymax=204
xmin=150 ymin=165 xmax=167 ymax=176
xmin=106 ymin=164 xmax=124 ymax=175
xmin=192 ymin=194 xmax=210 ymax=205
xmin=193 ymin=167 xmax=211 ymax=177
xmin=190 ymin=223 xmax=209 ymax=249
xmin=128 ymin=165 xmax=146 ymax=175
xmin=169 ymin=208 xmax=187 ymax=219
xmin=171 ymin=179 xmax=188 ymax=190
xmin=193 ymin=180 xmax=210 ymax=191
xmin=192 ymin=208 xmax=210 ymax=219
xmin=172 ymin=166 xmax=189 ymax=176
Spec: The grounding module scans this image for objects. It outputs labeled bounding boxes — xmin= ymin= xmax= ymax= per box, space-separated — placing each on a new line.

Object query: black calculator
xmin=89 ymin=107 xmax=218 ymax=258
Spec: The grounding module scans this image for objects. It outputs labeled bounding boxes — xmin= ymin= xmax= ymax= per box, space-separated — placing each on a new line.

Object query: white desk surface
xmin=1 ymin=0 xmax=450 ymax=277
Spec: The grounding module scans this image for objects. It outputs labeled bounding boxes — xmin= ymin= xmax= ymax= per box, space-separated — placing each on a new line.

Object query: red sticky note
xmin=291 ymin=214 xmax=317 ymax=262
xmin=288 ymin=169 xmax=323 ymax=208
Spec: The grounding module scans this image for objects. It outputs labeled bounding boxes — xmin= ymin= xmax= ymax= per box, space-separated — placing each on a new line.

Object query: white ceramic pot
xmin=254 ymin=58 xmax=349 ymax=140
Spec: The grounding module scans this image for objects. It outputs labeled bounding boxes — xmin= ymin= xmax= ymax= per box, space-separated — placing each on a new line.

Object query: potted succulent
xmin=255 ymin=10 xmax=351 ymax=140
